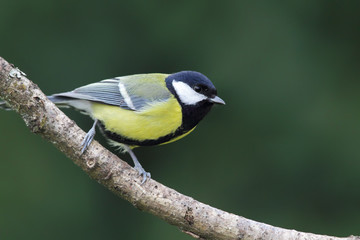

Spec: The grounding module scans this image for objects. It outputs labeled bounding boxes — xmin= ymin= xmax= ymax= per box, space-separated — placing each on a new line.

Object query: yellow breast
xmin=90 ymin=97 xmax=182 ymax=141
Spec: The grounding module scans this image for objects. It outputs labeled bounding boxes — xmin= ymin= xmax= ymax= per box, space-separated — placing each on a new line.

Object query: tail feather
xmin=47 ymin=95 xmax=92 ymax=113
xmin=47 ymin=95 xmax=71 ymax=105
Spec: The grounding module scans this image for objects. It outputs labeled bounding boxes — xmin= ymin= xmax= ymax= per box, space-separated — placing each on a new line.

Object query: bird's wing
xmin=52 ymin=74 xmax=171 ymax=111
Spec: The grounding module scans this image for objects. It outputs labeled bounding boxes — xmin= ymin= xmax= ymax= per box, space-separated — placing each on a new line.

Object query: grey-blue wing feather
xmin=50 ymin=75 xmax=171 ymax=111
xmin=52 ymin=80 xmax=132 ymax=110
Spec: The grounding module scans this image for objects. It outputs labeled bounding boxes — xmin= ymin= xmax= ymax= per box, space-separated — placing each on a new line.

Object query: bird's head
xmin=166 ymin=71 xmax=225 ymax=131
xmin=166 ymin=71 xmax=225 ymax=107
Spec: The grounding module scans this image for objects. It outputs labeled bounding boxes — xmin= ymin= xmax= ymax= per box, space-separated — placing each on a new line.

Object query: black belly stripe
xmin=97 ymin=121 xmax=187 ymax=147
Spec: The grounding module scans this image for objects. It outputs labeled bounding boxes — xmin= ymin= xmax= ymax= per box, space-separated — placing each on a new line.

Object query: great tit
xmin=0 ymin=71 xmax=225 ymax=183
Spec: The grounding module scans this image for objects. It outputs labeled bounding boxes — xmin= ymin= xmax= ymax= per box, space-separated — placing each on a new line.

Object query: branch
xmin=0 ymin=56 xmax=358 ymax=240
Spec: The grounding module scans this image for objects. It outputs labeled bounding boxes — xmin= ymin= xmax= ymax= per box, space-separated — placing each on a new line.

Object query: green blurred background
xmin=1 ymin=1 xmax=360 ymax=239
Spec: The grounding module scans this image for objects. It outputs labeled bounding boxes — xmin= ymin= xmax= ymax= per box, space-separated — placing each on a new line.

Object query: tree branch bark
xmin=0 ymin=56 xmax=358 ymax=240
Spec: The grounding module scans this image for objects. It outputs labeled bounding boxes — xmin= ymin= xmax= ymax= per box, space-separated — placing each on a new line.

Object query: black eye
xmin=194 ymin=85 xmax=201 ymax=93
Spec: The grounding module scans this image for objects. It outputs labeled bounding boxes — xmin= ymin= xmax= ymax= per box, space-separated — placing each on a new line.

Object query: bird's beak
xmin=209 ymin=95 xmax=226 ymax=105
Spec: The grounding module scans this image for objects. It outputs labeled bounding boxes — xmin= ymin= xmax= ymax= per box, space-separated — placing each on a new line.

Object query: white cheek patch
xmin=172 ymin=80 xmax=207 ymax=105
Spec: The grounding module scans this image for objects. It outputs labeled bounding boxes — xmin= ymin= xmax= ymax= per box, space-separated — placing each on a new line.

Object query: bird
xmin=0 ymin=71 xmax=225 ymax=183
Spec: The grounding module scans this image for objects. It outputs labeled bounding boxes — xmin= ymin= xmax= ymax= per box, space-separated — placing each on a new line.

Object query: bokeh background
xmin=1 ymin=1 xmax=360 ymax=239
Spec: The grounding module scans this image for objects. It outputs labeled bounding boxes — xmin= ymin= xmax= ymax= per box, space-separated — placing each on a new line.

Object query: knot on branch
xmin=86 ymin=158 xmax=97 ymax=168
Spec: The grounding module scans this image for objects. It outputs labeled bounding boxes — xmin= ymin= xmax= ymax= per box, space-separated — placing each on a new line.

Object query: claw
xmin=134 ymin=165 xmax=151 ymax=184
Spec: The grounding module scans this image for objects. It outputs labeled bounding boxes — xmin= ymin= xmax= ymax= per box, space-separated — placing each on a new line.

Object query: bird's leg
xmin=123 ymin=145 xmax=151 ymax=184
xmin=81 ymin=119 xmax=98 ymax=154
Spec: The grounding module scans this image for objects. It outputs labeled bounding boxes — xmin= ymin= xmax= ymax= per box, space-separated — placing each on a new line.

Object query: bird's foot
xmin=123 ymin=145 xmax=151 ymax=184
xmin=134 ymin=164 xmax=151 ymax=184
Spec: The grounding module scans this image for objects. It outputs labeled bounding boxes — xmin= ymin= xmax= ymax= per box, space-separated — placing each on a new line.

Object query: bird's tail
xmin=47 ymin=95 xmax=91 ymax=114
xmin=47 ymin=95 xmax=72 ymax=107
